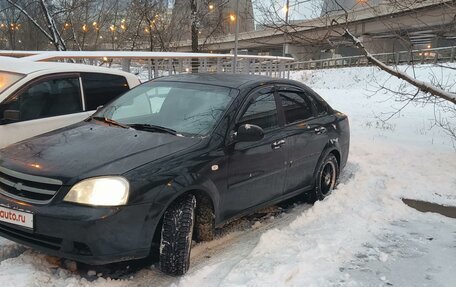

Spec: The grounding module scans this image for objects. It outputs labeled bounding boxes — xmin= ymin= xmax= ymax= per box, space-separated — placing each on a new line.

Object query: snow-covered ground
xmin=0 ymin=65 xmax=455 ymax=286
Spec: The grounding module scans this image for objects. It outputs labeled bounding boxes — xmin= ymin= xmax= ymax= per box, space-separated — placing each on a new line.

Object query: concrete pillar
xmin=153 ymin=60 xmax=158 ymax=78
xmin=285 ymin=44 xmax=321 ymax=61
xmin=121 ymin=59 xmax=131 ymax=72
xmin=217 ymin=58 xmax=222 ymax=73
xmin=168 ymin=59 xmax=173 ymax=75
xmin=179 ymin=59 xmax=184 ymax=74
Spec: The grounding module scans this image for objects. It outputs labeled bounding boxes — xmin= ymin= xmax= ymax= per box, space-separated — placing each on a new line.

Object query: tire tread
xmin=159 ymin=194 xmax=196 ymax=276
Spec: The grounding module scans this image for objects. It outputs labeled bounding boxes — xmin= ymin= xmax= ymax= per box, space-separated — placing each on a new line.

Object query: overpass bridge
xmin=173 ymin=0 xmax=456 ymax=60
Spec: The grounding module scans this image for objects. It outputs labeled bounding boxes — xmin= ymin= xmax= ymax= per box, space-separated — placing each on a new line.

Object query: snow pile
xmin=0 ymin=65 xmax=455 ymax=286
xmin=295 ymin=65 xmax=456 ymax=150
xmin=0 ymin=248 xmax=128 ymax=287
xmin=291 ymin=64 xmax=456 ymax=93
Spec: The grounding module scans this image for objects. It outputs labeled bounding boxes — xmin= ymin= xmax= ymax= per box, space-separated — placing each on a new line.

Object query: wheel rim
xmin=320 ymin=161 xmax=336 ymax=196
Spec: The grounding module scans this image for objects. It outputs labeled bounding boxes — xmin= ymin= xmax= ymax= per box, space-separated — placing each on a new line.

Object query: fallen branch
xmin=343 ymin=29 xmax=456 ymax=105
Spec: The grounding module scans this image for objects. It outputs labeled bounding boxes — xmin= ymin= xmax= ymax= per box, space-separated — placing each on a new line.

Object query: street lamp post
xmin=233 ymin=0 xmax=240 ymax=73
xmin=283 ymin=0 xmax=290 ymax=57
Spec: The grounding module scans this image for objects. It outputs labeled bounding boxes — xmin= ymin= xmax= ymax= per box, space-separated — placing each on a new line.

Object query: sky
xmin=252 ymin=0 xmax=324 ymax=22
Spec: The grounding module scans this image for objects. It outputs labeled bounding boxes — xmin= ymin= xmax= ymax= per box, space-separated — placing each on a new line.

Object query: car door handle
xmin=271 ymin=139 xmax=286 ymax=149
xmin=314 ymin=127 xmax=327 ymax=135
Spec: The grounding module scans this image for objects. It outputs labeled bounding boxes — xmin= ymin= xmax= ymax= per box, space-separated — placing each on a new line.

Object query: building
xmin=321 ymin=0 xmax=383 ymax=15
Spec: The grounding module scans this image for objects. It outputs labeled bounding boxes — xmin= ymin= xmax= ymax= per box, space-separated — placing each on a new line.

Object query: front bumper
xmin=0 ymin=194 xmax=163 ymax=265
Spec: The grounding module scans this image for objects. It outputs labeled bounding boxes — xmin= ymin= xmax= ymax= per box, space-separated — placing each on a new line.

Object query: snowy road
xmin=0 ymin=65 xmax=455 ymax=286
xmin=0 ymin=196 xmax=312 ymax=287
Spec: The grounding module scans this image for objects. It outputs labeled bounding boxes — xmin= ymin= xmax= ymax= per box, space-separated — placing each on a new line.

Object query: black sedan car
xmin=0 ymin=74 xmax=349 ymax=275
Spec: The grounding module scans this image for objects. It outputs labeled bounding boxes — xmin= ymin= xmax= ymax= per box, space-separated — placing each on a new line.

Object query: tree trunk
xmin=190 ymin=0 xmax=199 ymax=73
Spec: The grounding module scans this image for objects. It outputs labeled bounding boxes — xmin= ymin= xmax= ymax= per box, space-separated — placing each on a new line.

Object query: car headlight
xmin=64 ymin=177 xmax=129 ymax=206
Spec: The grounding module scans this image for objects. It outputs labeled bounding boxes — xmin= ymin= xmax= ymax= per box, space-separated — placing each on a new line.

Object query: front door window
xmin=238 ymin=89 xmax=278 ymax=131
xmin=0 ymin=77 xmax=82 ymax=124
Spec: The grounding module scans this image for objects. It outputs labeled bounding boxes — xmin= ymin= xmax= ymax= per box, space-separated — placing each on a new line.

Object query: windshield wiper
xmin=89 ymin=116 xmax=130 ymax=129
xmin=128 ymin=123 xmax=178 ymax=136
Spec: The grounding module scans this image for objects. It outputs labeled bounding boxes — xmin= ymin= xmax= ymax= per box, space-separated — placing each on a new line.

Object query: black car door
xmin=276 ymin=85 xmax=332 ymax=194
xmin=225 ymin=86 xmax=287 ymax=218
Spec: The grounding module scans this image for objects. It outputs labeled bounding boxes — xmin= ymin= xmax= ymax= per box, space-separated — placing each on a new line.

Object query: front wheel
xmin=313 ymin=153 xmax=339 ymax=201
xmin=159 ymin=194 xmax=196 ymax=276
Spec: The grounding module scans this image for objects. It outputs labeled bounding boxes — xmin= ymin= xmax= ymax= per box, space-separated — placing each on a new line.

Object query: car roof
xmin=154 ymin=73 xmax=299 ymax=89
xmin=0 ymin=56 xmax=133 ymax=77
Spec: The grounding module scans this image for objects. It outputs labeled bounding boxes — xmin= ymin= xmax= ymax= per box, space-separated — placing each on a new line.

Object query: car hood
xmin=0 ymin=122 xmax=202 ymax=185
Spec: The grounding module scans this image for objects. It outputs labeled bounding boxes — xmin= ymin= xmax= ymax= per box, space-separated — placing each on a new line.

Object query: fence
xmin=291 ymin=46 xmax=456 ymax=70
xmin=2 ymin=47 xmax=454 ymax=76
xmin=0 ymin=50 xmax=294 ymax=80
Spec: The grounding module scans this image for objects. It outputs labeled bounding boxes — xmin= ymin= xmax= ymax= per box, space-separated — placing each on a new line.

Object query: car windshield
xmin=97 ymin=81 xmax=233 ymax=136
xmin=0 ymin=71 xmax=25 ymax=94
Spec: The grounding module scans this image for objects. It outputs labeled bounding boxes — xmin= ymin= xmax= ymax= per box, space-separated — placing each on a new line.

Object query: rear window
xmin=0 ymin=72 xmax=25 ymax=93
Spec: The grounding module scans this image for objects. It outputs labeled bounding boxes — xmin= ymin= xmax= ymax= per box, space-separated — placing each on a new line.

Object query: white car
xmin=0 ymin=57 xmax=140 ymax=148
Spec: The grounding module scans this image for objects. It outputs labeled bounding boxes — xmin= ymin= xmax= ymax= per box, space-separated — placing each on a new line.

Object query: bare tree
xmin=171 ymin=0 xmax=231 ymax=53
xmin=0 ymin=4 xmax=22 ymax=50
xmin=126 ymin=0 xmax=168 ymax=51
xmin=342 ymin=29 xmax=456 ymax=105
xmin=254 ymin=0 xmax=456 ymax=139
xmin=330 ymin=0 xmax=456 ymax=139
xmin=5 ymin=0 xmax=67 ymax=50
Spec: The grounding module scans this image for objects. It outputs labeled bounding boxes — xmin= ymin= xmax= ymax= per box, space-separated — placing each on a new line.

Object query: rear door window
xmin=81 ymin=73 xmax=129 ymax=111
xmin=278 ymin=90 xmax=314 ymax=124
xmin=0 ymin=76 xmax=83 ymax=123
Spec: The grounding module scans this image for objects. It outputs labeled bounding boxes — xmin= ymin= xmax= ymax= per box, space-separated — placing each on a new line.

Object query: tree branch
xmin=5 ymin=0 xmax=54 ymax=43
xmin=343 ymin=28 xmax=456 ymax=105
xmin=39 ymin=0 xmax=66 ymax=50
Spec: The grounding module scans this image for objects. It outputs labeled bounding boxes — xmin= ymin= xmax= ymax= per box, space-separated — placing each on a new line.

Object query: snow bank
xmin=0 ymin=249 xmax=129 ymax=287
xmin=293 ymin=65 xmax=456 ymax=149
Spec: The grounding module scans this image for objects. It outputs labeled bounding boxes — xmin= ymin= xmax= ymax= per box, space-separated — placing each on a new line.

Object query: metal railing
xmin=3 ymin=47 xmax=453 ymax=77
xmin=291 ymin=46 xmax=456 ymax=70
xmin=0 ymin=50 xmax=294 ymax=80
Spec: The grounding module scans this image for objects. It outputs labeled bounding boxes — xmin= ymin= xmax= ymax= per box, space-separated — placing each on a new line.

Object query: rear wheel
xmin=313 ymin=153 xmax=339 ymax=201
xmin=159 ymin=194 xmax=196 ymax=276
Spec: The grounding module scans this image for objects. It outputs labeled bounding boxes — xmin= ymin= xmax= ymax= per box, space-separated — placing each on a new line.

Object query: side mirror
xmin=3 ymin=110 xmax=20 ymax=122
xmin=235 ymin=124 xmax=264 ymax=142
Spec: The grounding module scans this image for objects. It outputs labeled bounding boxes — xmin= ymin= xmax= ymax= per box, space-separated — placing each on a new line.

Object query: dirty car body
xmin=0 ymin=74 xmax=349 ymax=268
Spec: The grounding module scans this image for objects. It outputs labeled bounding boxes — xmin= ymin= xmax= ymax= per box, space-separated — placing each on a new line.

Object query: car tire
xmin=312 ymin=153 xmax=339 ymax=202
xmin=159 ymin=194 xmax=196 ymax=276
